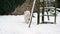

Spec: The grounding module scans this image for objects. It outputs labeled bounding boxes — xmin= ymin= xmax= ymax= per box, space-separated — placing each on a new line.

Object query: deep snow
xmin=0 ymin=13 xmax=60 ymax=34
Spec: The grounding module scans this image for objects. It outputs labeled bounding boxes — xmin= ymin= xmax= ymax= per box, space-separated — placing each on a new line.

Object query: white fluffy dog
xmin=24 ymin=10 xmax=30 ymax=24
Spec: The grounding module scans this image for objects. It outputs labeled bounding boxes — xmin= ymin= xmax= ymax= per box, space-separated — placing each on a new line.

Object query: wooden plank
xmin=29 ymin=0 xmax=36 ymax=28
xmin=40 ymin=22 xmax=54 ymax=24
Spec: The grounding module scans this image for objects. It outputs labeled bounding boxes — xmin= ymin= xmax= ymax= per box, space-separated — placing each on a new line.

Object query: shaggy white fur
xmin=24 ymin=10 xmax=30 ymax=24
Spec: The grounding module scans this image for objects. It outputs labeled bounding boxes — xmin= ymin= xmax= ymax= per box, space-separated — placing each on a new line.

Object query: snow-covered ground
xmin=0 ymin=13 xmax=60 ymax=34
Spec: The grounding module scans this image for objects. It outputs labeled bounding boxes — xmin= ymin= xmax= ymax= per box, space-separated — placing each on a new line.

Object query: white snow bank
xmin=0 ymin=13 xmax=60 ymax=34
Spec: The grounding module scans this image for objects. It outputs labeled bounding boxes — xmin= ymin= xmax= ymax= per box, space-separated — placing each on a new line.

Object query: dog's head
xmin=24 ymin=10 xmax=30 ymax=15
